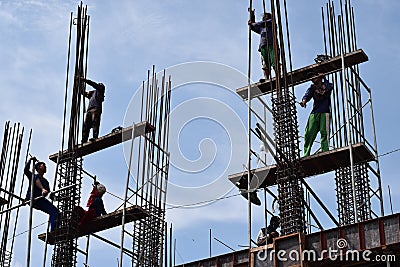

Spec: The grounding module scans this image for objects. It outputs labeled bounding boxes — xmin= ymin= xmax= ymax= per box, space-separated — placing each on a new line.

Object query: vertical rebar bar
xmin=120 ymin=124 xmax=136 ymax=267
xmin=26 ymin=158 xmax=36 ymax=267
xmin=247 ymin=0 xmax=253 ymax=252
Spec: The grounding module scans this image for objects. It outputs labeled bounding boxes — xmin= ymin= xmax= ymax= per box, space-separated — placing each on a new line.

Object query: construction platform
xmin=229 ymin=143 xmax=375 ymax=191
xmin=38 ymin=205 xmax=148 ymax=245
xmin=236 ymin=49 xmax=368 ymax=99
xmin=175 ymin=213 xmax=400 ymax=267
xmin=49 ymin=121 xmax=155 ymax=162
xmin=0 ymin=197 xmax=7 ymax=206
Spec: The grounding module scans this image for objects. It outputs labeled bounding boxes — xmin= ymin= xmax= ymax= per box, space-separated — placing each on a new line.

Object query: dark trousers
xmin=33 ymin=198 xmax=59 ymax=231
xmin=82 ymin=108 xmax=102 ymax=142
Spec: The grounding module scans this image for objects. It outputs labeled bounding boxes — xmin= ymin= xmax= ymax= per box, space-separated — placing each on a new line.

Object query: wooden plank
xmin=229 ymin=143 xmax=375 ymax=190
xmin=0 ymin=197 xmax=8 ymax=206
xmin=237 ymin=49 xmax=368 ymax=100
xmin=49 ymin=121 xmax=155 ymax=162
xmin=38 ymin=205 xmax=148 ymax=244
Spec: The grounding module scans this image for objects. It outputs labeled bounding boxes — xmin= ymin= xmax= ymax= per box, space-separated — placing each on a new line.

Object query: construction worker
xmin=81 ymin=77 xmax=105 ymax=143
xmin=76 ymin=182 xmax=107 ymax=226
xmin=256 ymin=216 xmax=280 ymax=246
xmin=248 ymin=12 xmax=274 ymax=82
xmin=300 ymin=72 xmax=333 ymax=156
xmin=24 ymin=157 xmax=59 ymax=231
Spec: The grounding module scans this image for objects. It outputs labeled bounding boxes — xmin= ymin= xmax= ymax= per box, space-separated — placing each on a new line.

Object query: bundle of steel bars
xmin=51 ymin=3 xmax=88 ymax=266
xmin=269 ymin=0 xmax=305 ymax=235
xmin=0 ymin=122 xmax=26 ymax=267
xmin=127 ymin=67 xmax=171 ymax=267
xmin=322 ymin=0 xmax=376 ymax=225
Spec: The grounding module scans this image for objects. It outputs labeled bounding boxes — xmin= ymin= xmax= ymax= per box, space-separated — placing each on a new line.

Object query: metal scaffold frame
xmin=246 ymin=0 xmax=306 ymax=236
xmin=50 ymin=3 xmax=88 ymax=266
xmin=48 ymin=3 xmax=173 ymax=267
xmin=242 ymin=0 xmax=384 ymax=243
xmin=119 ymin=67 xmax=171 ymax=267
xmin=0 ymin=2 xmax=172 ymax=266
xmin=269 ymin=0 xmax=305 ymax=236
xmin=0 ymin=122 xmax=28 ymax=267
xmin=322 ymin=0 xmax=384 ymax=225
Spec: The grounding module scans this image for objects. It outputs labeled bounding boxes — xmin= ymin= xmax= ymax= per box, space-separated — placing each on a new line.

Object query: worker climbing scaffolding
xmin=248 ymin=10 xmax=275 ymax=82
xmin=81 ymin=77 xmax=106 ymax=143
xmin=24 ymin=157 xmax=59 ymax=231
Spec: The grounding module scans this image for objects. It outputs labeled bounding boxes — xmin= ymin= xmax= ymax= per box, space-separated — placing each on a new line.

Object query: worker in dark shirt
xmin=249 ymin=12 xmax=274 ymax=82
xmin=256 ymin=216 xmax=280 ymax=246
xmin=24 ymin=157 xmax=59 ymax=231
xmin=300 ymin=72 xmax=333 ymax=156
xmin=76 ymin=182 xmax=107 ymax=226
xmin=81 ymin=77 xmax=105 ymax=143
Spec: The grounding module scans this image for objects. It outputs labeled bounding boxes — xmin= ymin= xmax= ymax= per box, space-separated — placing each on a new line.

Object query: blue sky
xmin=0 ymin=0 xmax=399 ymax=266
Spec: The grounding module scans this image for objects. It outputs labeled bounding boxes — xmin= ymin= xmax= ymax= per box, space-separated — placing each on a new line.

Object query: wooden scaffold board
xmin=237 ymin=49 xmax=368 ymax=99
xmin=49 ymin=121 xmax=155 ymax=163
xmin=229 ymin=143 xmax=375 ymax=191
xmin=38 ymin=205 xmax=148 ymax=245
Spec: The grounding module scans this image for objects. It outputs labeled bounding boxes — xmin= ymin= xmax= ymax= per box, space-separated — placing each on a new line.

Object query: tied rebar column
xmin=323 ymin=0 xmax=372 ymax=225
xmin=51 ymin=3 xmax=88 ymax=266
xmin=335 ymin=163 xmax=370 ymax=224
xmin=51 ymin=156 xmax=83 ymax=266
xmin=126 ymin=69 xmax=171 ymax=267
xmin=272 ymin=95 xmax=305 ymax=234
xmin=270 ymin=0 xmax=305 ymax=235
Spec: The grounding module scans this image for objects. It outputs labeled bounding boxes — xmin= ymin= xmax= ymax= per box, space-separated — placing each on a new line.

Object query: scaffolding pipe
xmin=119 ymin=124 xmax=136 ymax=267
xmin=247 ymin=0 xmax=253 ymax=252
xmin=42 ymin=150 xmax=61 ymax=267
xmin=368 ymin=90 xmax=384 ymax=216
xmin=340 ymin=19 xmax=358 ymax=223
xmin=9 ymin=129 xmax=32 ymax=265
xmin=26 ymin=159 xmax=36 ymax=267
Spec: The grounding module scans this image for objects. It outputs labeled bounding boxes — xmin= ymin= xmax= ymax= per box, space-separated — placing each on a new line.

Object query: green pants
xmin=260 ymin=44 xmax=274 ymax=70
xmin=304 ymin=113 xmax=330 ymax=156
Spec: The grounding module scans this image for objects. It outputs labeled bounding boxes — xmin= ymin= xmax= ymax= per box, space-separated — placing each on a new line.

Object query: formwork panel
xmin=220 ymin=254 xmax=234 ymax=267
xmin=325 ymin=230 xmax=340 ymax=254
xmin=343 ymin=225 xmax=360 ymax=250
xmin=363 ymin=221 xmax=380 ymax=249
xmin=234 ymin=250 xmax=249 ymax=265
xmin=274 ymin=234 xmax=301 ymax=267
xmin=305 ymin=233 xmax=321 ymax=259
xmin=383 ymin=216 xmax=400 ymax=245
xmin=253 ymin=248 xmax=274 ymax=267
xmin=200 ymin=259 xmax=216 ymax=267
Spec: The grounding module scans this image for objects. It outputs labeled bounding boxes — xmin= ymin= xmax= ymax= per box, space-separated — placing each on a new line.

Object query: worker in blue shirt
xmin=24 ymin=157 xmax=59 ymax=231
xmin=249 ymin=12 xmax=275 ymax=82
xmin=300 ymin=72 xmax=333 ymax=156
xmin=81 ymin=77 xmax=105 ymax=143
